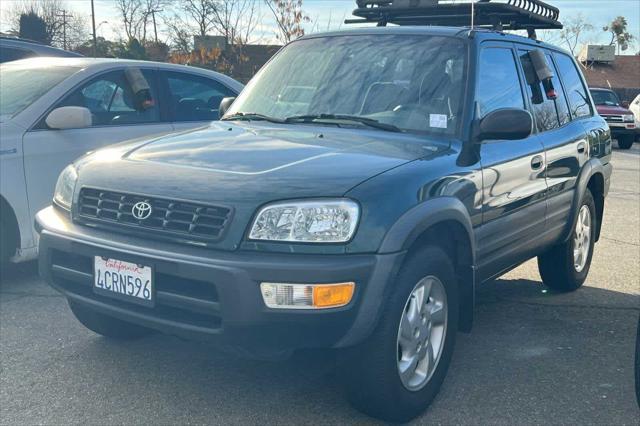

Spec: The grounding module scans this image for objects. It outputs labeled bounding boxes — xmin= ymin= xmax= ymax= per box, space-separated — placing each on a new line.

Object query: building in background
xmin=580 ymin=45 xmax=640 ymax=103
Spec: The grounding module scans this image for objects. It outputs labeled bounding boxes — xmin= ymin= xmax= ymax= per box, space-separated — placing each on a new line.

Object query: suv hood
xmin=596 ymin=105 xmax=631 ymax=115
xmin=77 ymin=122 xmax=444 ymax=204
xmin=75 ymin=122 xmax=447 ymax=251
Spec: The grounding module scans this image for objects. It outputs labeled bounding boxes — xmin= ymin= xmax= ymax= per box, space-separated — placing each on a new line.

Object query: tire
xmin=69 ymin=300 xmax=153 ymax=340
xmin=618 ymin=136 xmax=634 ymax=150
xmin=342 ymin=245 xmax=459 ymax=422
xmin=0 ymin=215 xmax=16 ymax=264
xmin=538 ymin=189 xmax=596 ymax=292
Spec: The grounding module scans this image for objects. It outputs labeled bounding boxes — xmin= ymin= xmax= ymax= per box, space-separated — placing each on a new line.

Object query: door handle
xmin=531 ymin=155 xmax=544 ymax=170
xmin=577 ymin=142 xmax=586 ymax=153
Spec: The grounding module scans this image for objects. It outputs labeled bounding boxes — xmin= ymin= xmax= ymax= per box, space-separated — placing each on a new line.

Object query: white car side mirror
xmin=46 ymin=106 xmax=92 ymax=130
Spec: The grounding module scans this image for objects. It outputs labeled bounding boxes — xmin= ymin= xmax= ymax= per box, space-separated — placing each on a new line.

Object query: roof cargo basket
xmin=346 ymin=0 xmax=562 ymax=32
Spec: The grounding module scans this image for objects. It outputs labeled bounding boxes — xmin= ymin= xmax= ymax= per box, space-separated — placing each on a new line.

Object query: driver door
xmin=22 ymin=67 xmax=172 ymax=230
xmin=475 ymin=44 xmax=548 ymax=281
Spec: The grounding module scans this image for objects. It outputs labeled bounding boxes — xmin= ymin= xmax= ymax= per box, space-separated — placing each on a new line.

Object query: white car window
xmin=57 ymin=69 xmax=160 ymax=126
xmin=165 ymin=72 xmax=235 ymax=122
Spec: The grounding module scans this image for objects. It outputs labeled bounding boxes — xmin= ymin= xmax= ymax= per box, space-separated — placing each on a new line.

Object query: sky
xmin=1 ymin=0 xmax=639 ymax=52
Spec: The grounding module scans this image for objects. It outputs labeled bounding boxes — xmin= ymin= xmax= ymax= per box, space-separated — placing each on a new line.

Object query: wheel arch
xmin=379 ymin=197 xmax=476 ymax=332
xmin=564 ymin=159 xmax=607 ymax=243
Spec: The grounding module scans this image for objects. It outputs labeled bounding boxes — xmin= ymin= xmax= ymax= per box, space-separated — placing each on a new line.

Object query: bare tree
xmin=164 ymin=15 xmax=194 ymax=53
xmin=183 ymin=0 xmax=218 ymax=36
xmin=4 ymin=0 xmax=88 ymax=48
xmin=115 ymin=0 xmax=144 ymax=40
xmin=163 ymin=0 xmax=214 ymax=52
xmin=210 ymin=0 xmax=259 ymax=45
xmin=265 ymin=0 xmax=310 ymax=44
xmin=559 ymin=14 xmax=594 ymax=55
xmin=115 ymin=0 xmax=168 ymax=42
xmin=537 ymin=14 xmax=593 ymax=55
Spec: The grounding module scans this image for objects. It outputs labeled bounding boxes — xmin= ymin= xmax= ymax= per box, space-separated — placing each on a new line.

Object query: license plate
xmin=94 ymin=257 xmax=153 ymax=306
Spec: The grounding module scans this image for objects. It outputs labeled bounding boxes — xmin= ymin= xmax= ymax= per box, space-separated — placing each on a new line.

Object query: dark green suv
xmin=36 ymin=1 xmax=612 ymax=421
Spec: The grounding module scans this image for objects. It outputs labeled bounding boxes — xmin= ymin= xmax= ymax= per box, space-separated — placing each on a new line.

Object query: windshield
xmin=591 ymin=90 xmax=620 ymax=106
xmin=226 ymin=34 xmax=467 ymax=136
xmin=0 ymin=63 xmax=80 ymax=117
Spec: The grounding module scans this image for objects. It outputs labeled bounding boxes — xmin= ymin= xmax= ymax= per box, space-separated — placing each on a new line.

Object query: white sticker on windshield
xmin=430 ymin=114 xmax=448 ymax=129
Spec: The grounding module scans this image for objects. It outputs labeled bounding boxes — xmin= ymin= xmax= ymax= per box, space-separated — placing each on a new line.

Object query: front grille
xmin=602 ymin=114 xmax=623 ymax=123
xmin=77 ymin=188 xmax=232 ymax=243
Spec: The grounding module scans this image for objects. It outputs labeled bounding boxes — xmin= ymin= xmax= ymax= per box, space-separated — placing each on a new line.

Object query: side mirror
xmin=621 ymin=100 xmax=630 ymax=109
xmin=219 ymin=97 xmax=236 ymax=118
xmin=478 ymin=108 xmax=533 ymax=142
xmin=46 ymin=106 xmax=92 ymax=130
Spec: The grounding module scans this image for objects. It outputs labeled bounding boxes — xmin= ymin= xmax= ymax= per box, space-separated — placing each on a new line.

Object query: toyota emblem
xmin=132 ymin=201 xmax=153 ymax=220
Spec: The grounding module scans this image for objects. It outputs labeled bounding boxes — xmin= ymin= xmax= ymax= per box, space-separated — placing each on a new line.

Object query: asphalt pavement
xmin=1 ymin=145 xmax=639 ymax=425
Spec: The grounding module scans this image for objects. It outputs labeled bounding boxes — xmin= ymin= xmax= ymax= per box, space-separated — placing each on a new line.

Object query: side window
xmin=165 ymin=72 xmax=235 ymax=122
xmin=57 ymin=69 xmax=159 ymax=126
xmin=518 ymin=50 xmax=570 ymax=132
xmin=477 ymin=48 xmax=525 ymax=118
xmin=554 ymin=53 xmax=593 ymax=119
xmin=0 ymin=47 xmax=35 ymax=63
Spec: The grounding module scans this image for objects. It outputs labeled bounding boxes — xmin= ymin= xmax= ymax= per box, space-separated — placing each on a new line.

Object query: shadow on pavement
xmin=1 ymin=262 xmax=638 ymax=424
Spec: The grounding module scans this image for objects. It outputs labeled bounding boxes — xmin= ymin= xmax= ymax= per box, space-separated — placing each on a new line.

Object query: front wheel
xmin=538 ymin=190 xmax=596 ymax=292
xmin=618 ymin=136 xmax=634 ymax=150
xmin=342 ymin=246 xmax=459 ymax=422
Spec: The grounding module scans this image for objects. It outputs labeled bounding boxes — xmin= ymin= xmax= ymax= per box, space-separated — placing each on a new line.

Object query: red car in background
xmin=590 ymin=88 xmax=638 ymax=150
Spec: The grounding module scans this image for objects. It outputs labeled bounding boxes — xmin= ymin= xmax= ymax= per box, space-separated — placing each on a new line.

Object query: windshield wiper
xmin=221 ymin=112 xmax=285 ymax=123
xmin=285 ymin=114 xmax=403 ymax=133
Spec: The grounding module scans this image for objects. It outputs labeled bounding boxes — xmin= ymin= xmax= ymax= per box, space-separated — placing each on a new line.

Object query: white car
xmin=630 ymin=94 xmax=640 ymax=137
xmin=1 ymin=57 xmax=243 ymax=263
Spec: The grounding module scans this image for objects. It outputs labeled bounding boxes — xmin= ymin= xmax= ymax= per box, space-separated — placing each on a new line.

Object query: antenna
xmin=471 ymin=1 xmax=475 ymax=29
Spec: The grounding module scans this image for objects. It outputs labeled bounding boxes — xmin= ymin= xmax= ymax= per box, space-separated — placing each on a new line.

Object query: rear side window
xmin=554 ymin=53 xmax=592 ymax=119
xmin=518 ymin=50 xmax=570 ymax=132
xmin=477 ymin=48 xmax=525 ymax=118
xmin=164 ymin=72 xmax=235 ymax=122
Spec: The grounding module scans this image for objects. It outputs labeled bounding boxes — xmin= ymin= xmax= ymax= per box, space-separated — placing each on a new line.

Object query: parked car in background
xmin=0 ymin=36 xmax=82 ymax=63
xmin=629 ymin=93 xmax=640 ymax=140
xmin=0 ymin=57 xmax=243 ymax=263
xmin=590 ymin=88 xmax=638 ymax=149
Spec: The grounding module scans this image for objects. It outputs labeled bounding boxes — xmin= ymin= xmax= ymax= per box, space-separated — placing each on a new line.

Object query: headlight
xmin=623 ymin=114 xmax=635 ymax=122
xmin=53 ymin=164 xmax=78 ymax=210
xmin=249 ymin=199 xmax=359 ymax=243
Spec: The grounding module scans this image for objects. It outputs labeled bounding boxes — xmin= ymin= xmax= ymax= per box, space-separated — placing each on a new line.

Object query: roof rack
xmin=346 ymin=0 xmax=562 ymax=33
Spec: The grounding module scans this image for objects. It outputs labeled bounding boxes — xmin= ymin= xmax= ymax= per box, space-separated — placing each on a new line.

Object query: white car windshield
xmin=0 ymin=63 xmax=80 ymax=118
xmin=225 ymin=34 xmax=468 ymax=136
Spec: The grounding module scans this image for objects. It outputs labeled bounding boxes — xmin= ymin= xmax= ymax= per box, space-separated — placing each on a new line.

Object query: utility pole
xmin=149 ymin=9 xmax=163 ymax=43
xmin=91 ymin=0 xmax=97 ymax=57
xmin=56 ymin=10 xmax=71 ymax=50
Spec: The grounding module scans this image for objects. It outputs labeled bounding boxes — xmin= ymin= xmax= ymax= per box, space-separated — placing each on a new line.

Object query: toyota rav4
xmin=36 ymin=0 xmax=612 ymax=422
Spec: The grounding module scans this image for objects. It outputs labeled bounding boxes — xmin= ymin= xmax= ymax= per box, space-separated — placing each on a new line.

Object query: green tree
xmin=18 ymin=12 xmax=48 ymax=44
xmin=73 ymin=37 xmax=123 ymax=57
xmin=604 ymin=16 xmax=635 ymax=54
xmin=116 ymin=38 xmax=148 ymax=59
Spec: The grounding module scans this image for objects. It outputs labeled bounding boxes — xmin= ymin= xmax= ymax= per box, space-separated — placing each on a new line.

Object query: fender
xmin=562 ymin=158 xmax=607 ymax=244
xmin=379 ymin=196 xmax=476 ymax=262
xmin=379 ymin=196 xmax=477 ymax=332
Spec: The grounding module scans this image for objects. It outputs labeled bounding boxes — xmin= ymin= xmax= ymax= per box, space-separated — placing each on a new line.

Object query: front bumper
xmin=36 ymin=206 xmax=404 ymax=355
xmin=607 ymin=122 xmax=639 ymax=137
